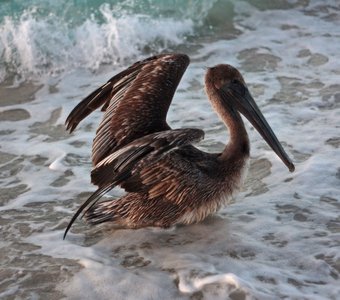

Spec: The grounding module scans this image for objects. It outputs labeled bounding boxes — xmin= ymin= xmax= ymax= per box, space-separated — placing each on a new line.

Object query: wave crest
xmin=0 ymin=4 xmax=194 ymax=82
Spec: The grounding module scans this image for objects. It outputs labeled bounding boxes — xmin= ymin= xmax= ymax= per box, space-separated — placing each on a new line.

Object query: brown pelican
xmin=63 ymin=53 xmax=294 ymax=239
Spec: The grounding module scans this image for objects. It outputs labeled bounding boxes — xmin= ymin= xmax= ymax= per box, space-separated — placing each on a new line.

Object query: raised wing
xmin=65 ymin=53 xmax=190 ymax=165
xmin=63 ymin=128 xmax=204 ymax=239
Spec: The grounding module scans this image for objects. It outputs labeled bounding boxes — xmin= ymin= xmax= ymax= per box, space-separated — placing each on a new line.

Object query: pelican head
xmin=206 ymin=64 xmax=295 ymax=172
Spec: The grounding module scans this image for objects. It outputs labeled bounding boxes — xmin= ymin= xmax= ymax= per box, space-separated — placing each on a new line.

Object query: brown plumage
xmin=63 ymin=53 xmax=294 ymax=239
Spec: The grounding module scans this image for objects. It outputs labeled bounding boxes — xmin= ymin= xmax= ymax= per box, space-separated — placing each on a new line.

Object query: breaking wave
xmin=0 ymin=1 xmax=218 ymax=82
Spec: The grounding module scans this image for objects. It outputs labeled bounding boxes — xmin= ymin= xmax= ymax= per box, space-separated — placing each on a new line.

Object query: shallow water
xmin=1 ymin=0 xmax=340 ymax=299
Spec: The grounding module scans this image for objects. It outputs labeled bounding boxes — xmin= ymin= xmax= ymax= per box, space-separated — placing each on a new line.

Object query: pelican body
xmin=64 ymin=54 xmax=294 ymax=238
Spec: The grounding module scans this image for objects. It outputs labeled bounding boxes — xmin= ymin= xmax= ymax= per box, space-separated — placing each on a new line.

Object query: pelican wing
xmin=65 ymin=54 xmax=190 ymax=165
xmin=63 ymin=128 xmax=204 ymax=238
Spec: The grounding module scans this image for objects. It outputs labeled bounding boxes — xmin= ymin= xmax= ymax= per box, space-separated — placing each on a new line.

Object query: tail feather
xmin=85 ymin=199 xmax=121 ymax=225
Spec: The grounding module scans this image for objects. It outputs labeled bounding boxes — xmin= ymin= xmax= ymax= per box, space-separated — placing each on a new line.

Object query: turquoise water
xmin=1 ymin=1 xmax=340 ymax=299
xmin=1 ymin=0 xmax=306 ymax=82
xmin=0 ymin=0 xmax=239 ymax=81
xmin=0 ymin=0 xmax=203 ymax=79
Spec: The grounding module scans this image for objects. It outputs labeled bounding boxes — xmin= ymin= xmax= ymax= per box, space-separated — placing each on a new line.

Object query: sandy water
xmin=1 ymin=1 xmax=340 ymax=299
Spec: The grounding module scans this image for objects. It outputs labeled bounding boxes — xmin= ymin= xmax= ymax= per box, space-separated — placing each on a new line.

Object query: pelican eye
xmin=230 ymin=79 xmax=246 ymax=96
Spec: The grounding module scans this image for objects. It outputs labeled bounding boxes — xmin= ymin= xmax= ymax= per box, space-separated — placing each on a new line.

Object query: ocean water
xmin=0 ymin=0 xmax=339 ymax=299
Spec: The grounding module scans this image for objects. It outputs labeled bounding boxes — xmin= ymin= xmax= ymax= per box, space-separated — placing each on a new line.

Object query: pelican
xmin=63 ymin=53 xmax=294 ymax=239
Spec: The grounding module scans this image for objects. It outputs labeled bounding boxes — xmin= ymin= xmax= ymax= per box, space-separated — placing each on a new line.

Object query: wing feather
xmin=65 ymin=53 xmax=190 ymax=165
xmin=91 ymin=128 xmax=204 ymax=187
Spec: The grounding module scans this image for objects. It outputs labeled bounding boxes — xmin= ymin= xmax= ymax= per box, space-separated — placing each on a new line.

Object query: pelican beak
xmin=220 ymin=81 xmax=295 ymax=172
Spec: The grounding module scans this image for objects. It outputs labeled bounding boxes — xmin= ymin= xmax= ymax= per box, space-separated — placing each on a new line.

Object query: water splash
xmin=0 ymin=3 xmax=195 ymax=82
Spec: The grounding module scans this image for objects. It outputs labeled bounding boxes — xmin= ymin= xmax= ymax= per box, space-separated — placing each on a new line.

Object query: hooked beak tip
xmin=288 ymin=162 xmax=295 ymax=172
